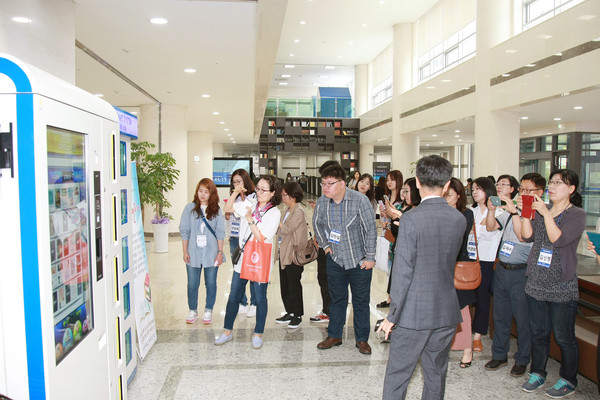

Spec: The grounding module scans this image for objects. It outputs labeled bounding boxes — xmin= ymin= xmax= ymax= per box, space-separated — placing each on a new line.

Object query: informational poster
xmin=47 ymin=127 xmax=93 ymax=364
xmin=373 ymin=162 xmax=391 ymax=183
xmin=130 ymin=161 xmax=157 ymax=359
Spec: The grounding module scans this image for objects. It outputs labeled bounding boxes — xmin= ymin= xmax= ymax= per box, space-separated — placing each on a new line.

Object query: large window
xmin=418 ymin=21 xmax=476 ymax=83
xmin=522 ymin=0 xmax=585 ymax=30
xmin=371 ymin=76 xmax=393 ymax=108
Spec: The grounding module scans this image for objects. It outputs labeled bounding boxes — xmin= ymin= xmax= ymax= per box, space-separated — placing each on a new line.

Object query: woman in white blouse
xmin=215 ymin=175 xmax=282 ymax=349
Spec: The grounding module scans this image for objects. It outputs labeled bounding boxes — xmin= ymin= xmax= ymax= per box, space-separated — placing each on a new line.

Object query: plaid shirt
xmin=313 ymin=188 xmax=377 ymax=269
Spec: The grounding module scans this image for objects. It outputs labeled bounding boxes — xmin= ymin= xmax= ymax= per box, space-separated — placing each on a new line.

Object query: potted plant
xmin=131 ymin=141 xmax=180 ymax=253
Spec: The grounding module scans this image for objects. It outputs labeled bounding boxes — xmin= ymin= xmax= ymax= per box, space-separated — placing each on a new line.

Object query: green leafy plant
xmin=131 ymin=141 xmax=180 ymax=223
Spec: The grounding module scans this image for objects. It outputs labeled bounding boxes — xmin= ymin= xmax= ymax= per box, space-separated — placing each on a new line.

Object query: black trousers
xmin=317 ymin=248 xmax=331 ymax=315
xmin=279 ymin=261 xmax=304 ymax=317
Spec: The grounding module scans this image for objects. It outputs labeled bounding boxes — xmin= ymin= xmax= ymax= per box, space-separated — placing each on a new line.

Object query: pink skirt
xmin=450 ymin=306 xmax=472 ymax=351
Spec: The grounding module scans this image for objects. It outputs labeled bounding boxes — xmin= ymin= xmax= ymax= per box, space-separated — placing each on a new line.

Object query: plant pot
xmin=152 ymin=221 xmax=170 ymax=253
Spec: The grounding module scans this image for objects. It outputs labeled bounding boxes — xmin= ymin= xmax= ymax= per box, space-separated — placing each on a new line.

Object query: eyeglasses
xmin=320 ymin=179 xmax=343 ymax=188
xmin=495 ymin=183 xmax=510 ymax=187
xmin=548 ymin=180 xmax=565 ymax=186
xmin=519 ymin=187 xmax=542 ymax=194
xmin=255 ymin=187 xmax=271 ymax=194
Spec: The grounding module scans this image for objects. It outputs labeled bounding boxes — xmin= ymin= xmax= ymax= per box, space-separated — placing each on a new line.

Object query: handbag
xmin=454 ymin=220 xmax=482 ymax=290
xmin=240 ymin=234 xmax=272 ymax=283
xmin=292 ymin=232 xmax=319 ymax=266
xmin=375 ymin=236 xmax=391 ymax=273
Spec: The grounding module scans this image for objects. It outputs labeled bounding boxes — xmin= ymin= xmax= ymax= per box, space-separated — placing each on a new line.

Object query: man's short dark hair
xmin=415 ymin=155 xmax=452 ymax=188
xmin=321 ymin=164 xmax=346 ymax=181
xmin=521 ymin=172 xmax=546 ymax=190
xmin=319 ymin=160 xmax=340 ymax=175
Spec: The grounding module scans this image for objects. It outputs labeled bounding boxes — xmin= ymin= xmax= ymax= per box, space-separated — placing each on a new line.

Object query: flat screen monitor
xmin=213 ymin=158 xmax=252 ymax=187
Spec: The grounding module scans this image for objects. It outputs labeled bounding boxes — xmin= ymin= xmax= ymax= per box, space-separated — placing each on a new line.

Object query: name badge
xmin=499 ymin=241 xmax=515 ymax=258
xmin=329 ymin=230 xmax=341 ymax=244
xmin=467 ymin=234 xmax=477 ymax=260
xmin=537 ymin=248 xmax=552 ymax=268
xmin=197 ymin=234 xmax=207 ymax=248
xmin=231 ymin=221 xmax=240 ymax=236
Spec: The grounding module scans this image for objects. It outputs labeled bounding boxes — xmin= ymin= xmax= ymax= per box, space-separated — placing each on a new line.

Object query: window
xmin=372 ymin=76 xmax=393 ymax=107
xmin=418 ymin=21 xmax=477 ymax=83
xmin=523 ymin=0 xmax=585 ymax=30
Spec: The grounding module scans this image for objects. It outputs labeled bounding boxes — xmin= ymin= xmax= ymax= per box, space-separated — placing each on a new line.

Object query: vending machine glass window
xmin=47 ymin=126 xmax=93 ymax=364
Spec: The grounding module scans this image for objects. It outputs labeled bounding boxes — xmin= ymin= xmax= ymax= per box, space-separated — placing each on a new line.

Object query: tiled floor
xmin=128 ymin=205 xmax=599 ymax=399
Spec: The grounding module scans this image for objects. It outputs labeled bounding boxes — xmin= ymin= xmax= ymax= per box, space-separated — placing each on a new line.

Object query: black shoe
xmin=484 ymin=359 xmax=508 ymax=370
xmin=288 ymin=316 xmax=302 ymax=329
xmin=376 ymin=300 xmax=390 ymax=308
xmin=510 ymin=363 xmax=527 ymax=377
xmin=276 ymin=313 xmax=293 ymax=324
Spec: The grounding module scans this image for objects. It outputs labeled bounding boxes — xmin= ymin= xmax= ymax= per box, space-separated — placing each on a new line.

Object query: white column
xmin=473 ymin=0 xmax=519 ymax=178
xmin=392 ymin=132 xmax=419 ymax=177
xmin=299 ymin=156 xmax=307 ymax=175
xmin=188 ymin=131 xmax=214 ymax=204
xmin=355 ymin=64 xmax=369 ymax=116
xmin=392 ymin=23 xmax=413 ymax=96
xmin=360 ymin=144 xmax=374 ymax=175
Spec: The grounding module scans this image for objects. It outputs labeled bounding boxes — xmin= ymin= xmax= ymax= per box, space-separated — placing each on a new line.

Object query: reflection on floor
xmin=128 ymin=235 xmax=598 ymax=399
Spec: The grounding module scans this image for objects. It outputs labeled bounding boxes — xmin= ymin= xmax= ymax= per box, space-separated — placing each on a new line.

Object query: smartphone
xmin=490 ymin=196 xmax=505 ymax=206
xmin=383 ymin=195 xmax=390 ymax=203
xmin=521 ymin=195 xmax=535 ymax=219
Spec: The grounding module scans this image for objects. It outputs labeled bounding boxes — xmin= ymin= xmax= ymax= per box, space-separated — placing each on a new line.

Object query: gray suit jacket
xmin=387 ymin=196 xmax=466 ymax=330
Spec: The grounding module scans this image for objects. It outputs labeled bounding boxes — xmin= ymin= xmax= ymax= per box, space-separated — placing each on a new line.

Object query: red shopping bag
xmin=240 ymin=237 xmax=272 ymax=283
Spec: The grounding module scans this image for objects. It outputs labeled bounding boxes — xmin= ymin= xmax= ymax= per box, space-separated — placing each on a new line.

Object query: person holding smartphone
xmin=519 ymin=170 xmax=585 ymax=397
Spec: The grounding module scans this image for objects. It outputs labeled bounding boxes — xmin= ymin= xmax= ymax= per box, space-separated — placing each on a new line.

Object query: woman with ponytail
xmin=519 ymin=169 xmax=585 ymax=396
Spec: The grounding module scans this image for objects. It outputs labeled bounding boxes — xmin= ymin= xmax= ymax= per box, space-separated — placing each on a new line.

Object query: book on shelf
xmin=334 ymin=121 xmax=341 ymax=127
xmin=342 ymin=153 xmax=350 ymax=160
xmin=301 ymin=121 xmax=308 ymax=127
xmin=309 ymin=121 xmax=316 ymax=127
xmin=335 ymin=130 xmax=341 ymax=136
xmin=268 ymin=120 xmax=276 ymax=127
xmin=310 ymin=129 xmax=315 ymax=135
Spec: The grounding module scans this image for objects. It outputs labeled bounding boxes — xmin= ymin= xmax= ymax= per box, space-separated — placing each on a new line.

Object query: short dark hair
xmin=497 ymin=174 xmax=519 ymax=199
xmin=319 ymin=160 xmax=340 ymax=175
xmin=448 ymin=177 xmax=467 ymax=211
xmin=472 ymin=177 xmax=496 ymax=207
xmin=415 ymin=155 xmax=452 ymax=188
xmin=321 ymin=164 xmax=345 ymax=181
xmin=282 ymin=181 xmax=304 ymax=203
xmin=258 ymin=175 xmax=282 ymax=206
xmin=549 ymin=169 xmax=583 ymax=208
xmin=521 ymin=173 xmax=546 ymax=190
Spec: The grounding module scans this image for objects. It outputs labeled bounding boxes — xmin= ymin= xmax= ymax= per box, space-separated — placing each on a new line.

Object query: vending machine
xmin=0 ymin=54 xmax=130 ymax=399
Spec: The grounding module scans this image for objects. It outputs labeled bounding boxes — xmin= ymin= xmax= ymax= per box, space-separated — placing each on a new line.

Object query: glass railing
xmin=265 ymin=97 xmax=354 ymax=118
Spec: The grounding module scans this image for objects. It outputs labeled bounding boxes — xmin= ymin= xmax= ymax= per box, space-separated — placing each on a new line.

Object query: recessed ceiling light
xmin=432 ymin=134 xmax=437 ymax=137
xmin=212 ymin=111 xmax=220 ymax=115
xmin=440 ymin=141 xmax=444 ymax=144
xmin=318 ymin=75 xmax=328 ymax=79
xmin=349 ymin=41 xmax=354 ymax=45
xmin=362 ymin=23 xmax=368 ymax=27
xmin=377 ymin=138 xmax=385 ymax=142
xmin=224 ymin=128 xmax=229 ymax=131
xmin=12 ymin=17 xmax=32 ymax=23
xmin=227 ymin=133 xmax=232 ymax=136
xmin=279 ymin=82 xmax=288 ymax=86
xmin=388 ymin=143 xmax=392 ymax=146
xmin=324 ymin=66 xmax=335 ymax=70
xmin=425 ymin=144 xmax=430 ymax=146
xmin=219 ymin=121 xmax=225 ymax=124
xmin=562 ymin=92 xmax=570 ymax=96
xmin=94 ymin=93 xmax=104 ymax=97
xmin=312 ymin=83 xmax=320 ymax=86
xmin=289 ymin=53 xmax=294 ymax=57
xmin=523 ymin=132 xmax=529 ymax=135
xmin=578 ymin=14 xmax=596 ymax=21
xmin=454 ymin=135 xmax=460 ymax=138
xmin=554 ymin=52 xmax=563 ymax=56
xmin=537 ymin=34 xmax=553 ymax=40
xmin=338 ymin=55 xmax=343 ymax=59
xmin=554 ymin=117 xmax=561 ymax=121
xmin=294 ymin=39 xmax=300 ymax=43
xmin=525 ymin=63 xmax=536 ymax=67
xmin=281 ymin=74 xmax=291 ymax=78
xmin=201 ymin=94 xmax=210 ymax=98
xmin=454 ymin=130 xmax=461 ymax=133
xmin=458 ymin=139 xmax=462 ymax=142
xmin=149 ymin=17 xmax=168 ymax=25
xmin=232 ymin=141 xmax=236 ymax=144
xmin=502 ymin=73 xmax=511 ymax=77
xmin=521 ymin=116 xmax=529 ymax=120
xmin=426 ymin=86 xmax=435 ymax=89
xmin=505 ymin=49 xmax=518 ymax=54
xmin=184 ymin=68 xmax=196 ymax=73
xmin=299 ymin=21 xmax=306 ymax=25
xmin=574 ymin=106 xmax=583 ymax=110
xmin=441 ymin=79 xmax=451 ymax=83
xmin=284 ymin=64 xmax=295 ymax=68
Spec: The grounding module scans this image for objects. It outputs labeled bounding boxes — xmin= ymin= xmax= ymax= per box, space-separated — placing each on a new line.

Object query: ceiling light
xmin=318 ymin=75 xmax=328 ymax=78
xmin=458 ymin=139 xmax=463 ymax=142
xmin=554 ymin=52 xmax=563 ymax=56
xmin=578 ymin=15 xmax=596 ymax=20
xmin=562 ymin=92 xmax=570 ymax=96
xmin=426 ymin=86 xmax=435 ymax=89
xmin=379 ymin=0 xmax=385 ymax=4
xmin=537 ymin=34 xmax=553 ymax=40
xmin=362 ymin=23 xmax=368 ymax=27
xmin=312 ymin=83 xmax=320 ymax=86
xmin=149 ymin=17 xmax=168 ymax=25
xmin=432 ymin=134 xmax=437 ymax=137
xmin=441 ymin=79 xmax=451 ymax=83
xmin=525 ymin=63 xmax=536 ymax=67
xmin=94 ymin=93 xmax=104 ymax=97
xmin=502 ymin=73 xmax=511 ymax=77
xmin=324 ymin=66 xmax=335 ymax=70
xmin=377 ymin=138 xmax=385 ymax=142
xmin=440 ymin=141 xmax=444 ymax=144
xmin=505 ymin=49 xmax=518 ymax=54
xmin=388 ymin=143 xmax=392 ymax=146
xmin=338 ymin=55 xmax=343 ymax=59
xmin=574 ymin=106 xmax=583 ymax=110
xmin=289 ymin=53 xmax=294 ymax=57
xmin=554 ymin=117 xmax=561 ymax=121
xmin=227 ymin=133 xmax=232 ymax=136
xmin=454 ymin=135 xmax=460 ymax=138
xmin=284 ymin=64 xmax=295 ymax=68
xmin=425 ymin=144 xmax=430 ymax=146
xmin=12 ymin=17 xmax=32 ymax=23
xmin=232 ymin=141 xmax=236 ymax=144
xmin=201 ymin=94 xmax=210 ymax=98
xmin=299 ymin=21 xmax=306 ymax=25
xmin=281 ymin=74 xmax=291 ymax=78
xmin=219 ymin=121 xmax=225 ymax=124
xmin=184 ymin=68 xmax=196 ymax=73
xmin=349 ymin=41 xmax=354 ymax=45
xmin=294 ymin=39 xmax=300 ymax=43
xmin=454 ymin=130 xmax=461 ymax=133
xmin=521 ymin=116 xmax=529 ymax=120
xmin=224 ymin=128 xmax=229 ymax=131
xmin=279 ymin=82 xmax=288 ymax=86
xmin=212 ymin=111 xmax=220 ymax=115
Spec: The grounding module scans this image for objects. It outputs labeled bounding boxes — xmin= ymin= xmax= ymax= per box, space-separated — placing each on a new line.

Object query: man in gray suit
xmin=378 ymin=155 xmax=466 ymax=400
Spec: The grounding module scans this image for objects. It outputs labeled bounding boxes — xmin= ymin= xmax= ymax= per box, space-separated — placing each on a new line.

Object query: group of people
xmin=177 ymin=156 xmax=590 ymax=399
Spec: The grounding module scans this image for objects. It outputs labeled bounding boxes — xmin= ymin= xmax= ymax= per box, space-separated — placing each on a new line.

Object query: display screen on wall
xmin=123 ymin=283 xmax=131 ymax=319
xmin=120 ymin=141 xmax=127 ymax=176
xmin=121 ymin=189 xmax=127 ymax=225
xmin=212 ymin=158 xmax=253 ymax=187
xmin=122 ymin=236 xmax=129 ymax=272
xmin=47 ymin=126 xmax=93 ymax=364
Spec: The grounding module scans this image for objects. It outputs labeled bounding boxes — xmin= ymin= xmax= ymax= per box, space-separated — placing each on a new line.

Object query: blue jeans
xmin=526 ymin=295 xmax=579 ymax=387
xmin=326 ymin=254 xmax=372 ymax=342
xmin=186 ymin=264 xmax=218 ymax=311
xmin=229 ymin=237 xmax=256 ymax=306
xmin=491 ymin=265 xmax=530 ymax=365
xmin=224 ymin=271 xmax=269 ymax=334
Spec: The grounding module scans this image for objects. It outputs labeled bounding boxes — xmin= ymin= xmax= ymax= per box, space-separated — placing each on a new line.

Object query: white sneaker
xmin=238 ymin=304 xmax=249 ymax=314
xmin=203 ymin=310 xmax=213 ymax=325
xmin=186 ymin=310 xmax=198 ymax=324
xmin=247 ymin=305 xmax=257 ymax=318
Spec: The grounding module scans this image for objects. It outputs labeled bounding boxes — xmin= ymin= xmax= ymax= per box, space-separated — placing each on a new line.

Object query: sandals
xmin=472 ymin=339 xmax=483 ymax=353
xmin=459 ymin=360 xmax=472 ymax=368
xmin=376 ymin=300 xmax=391 ymax=308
